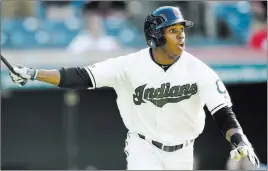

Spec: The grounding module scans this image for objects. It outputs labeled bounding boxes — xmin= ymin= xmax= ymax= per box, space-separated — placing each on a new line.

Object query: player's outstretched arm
xmin=9 ymin=65 xmax=93 ymax=89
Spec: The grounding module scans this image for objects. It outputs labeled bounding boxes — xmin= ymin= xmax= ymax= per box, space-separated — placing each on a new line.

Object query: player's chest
xmin=127 ymin=65 xmax=199 ymax=108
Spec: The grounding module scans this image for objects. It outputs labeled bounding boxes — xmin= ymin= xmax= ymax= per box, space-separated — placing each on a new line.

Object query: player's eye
xmin=169 ymin=29 xmax=176 ymax=33
xmin=180 ymin=28 xmax=184 ymax=32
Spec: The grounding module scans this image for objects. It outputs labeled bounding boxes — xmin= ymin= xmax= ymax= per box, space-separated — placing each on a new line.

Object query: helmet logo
xmin=173 ymin=8 xmax=182 ymax=19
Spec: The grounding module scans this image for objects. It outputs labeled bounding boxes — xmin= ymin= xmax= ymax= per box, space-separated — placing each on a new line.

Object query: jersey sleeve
xmin=83 ymin=56 xmax=125 ymax=89
xmin=198 ymin=66 xmax=232 ymax=115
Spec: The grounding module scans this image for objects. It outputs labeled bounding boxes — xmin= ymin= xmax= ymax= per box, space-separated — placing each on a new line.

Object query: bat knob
xmin=20 ymin=79 xmax=28 ymax=86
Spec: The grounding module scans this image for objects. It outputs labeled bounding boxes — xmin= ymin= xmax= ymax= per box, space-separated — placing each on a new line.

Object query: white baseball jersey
xmin=84 ymin=48 xmax=232 ymax=145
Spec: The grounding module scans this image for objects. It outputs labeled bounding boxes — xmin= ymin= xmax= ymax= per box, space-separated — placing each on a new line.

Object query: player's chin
xmin=174 ymin=45 xmax=184 ymax=55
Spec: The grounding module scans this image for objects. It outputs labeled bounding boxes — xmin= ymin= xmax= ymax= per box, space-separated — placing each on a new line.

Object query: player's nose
xmin=177 ymin=35 xmax=184 ymax=41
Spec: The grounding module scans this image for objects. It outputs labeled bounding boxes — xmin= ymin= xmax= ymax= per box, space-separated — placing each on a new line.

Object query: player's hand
xmin=9 ymin=65 xmax=37 ymax=86
xmin=230 ymin=143 xmax=260 ymax=168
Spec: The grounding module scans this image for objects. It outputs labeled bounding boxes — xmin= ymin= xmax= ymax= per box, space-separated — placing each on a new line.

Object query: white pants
xmin=124 ymin=132 xmax=194 ymax=170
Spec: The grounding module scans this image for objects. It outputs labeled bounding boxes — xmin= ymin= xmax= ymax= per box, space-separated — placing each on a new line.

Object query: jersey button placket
xmin=155 ymin=73 xmax=167 ymax=137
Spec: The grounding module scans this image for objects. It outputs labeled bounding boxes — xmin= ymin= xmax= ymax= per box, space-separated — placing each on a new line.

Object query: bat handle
xmin=1 ymin=54 xmax=28 ymax=87
xmin=20 ymin=80 xmax=28 ymax=86
xmin=8 ymin=69 xmax=28 ymax=86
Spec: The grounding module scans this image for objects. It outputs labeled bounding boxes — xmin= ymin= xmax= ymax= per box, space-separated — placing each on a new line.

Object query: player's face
xmin=162 ymin=24 xmax=185 ymax=58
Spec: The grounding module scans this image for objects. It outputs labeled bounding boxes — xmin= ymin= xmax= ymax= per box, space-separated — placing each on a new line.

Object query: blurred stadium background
xmin=1 ymin=0 xmax=267 ymax=170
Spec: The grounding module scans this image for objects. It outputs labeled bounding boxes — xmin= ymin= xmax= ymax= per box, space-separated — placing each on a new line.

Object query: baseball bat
xmin=1 ymin=54 xmax=27 ymax=86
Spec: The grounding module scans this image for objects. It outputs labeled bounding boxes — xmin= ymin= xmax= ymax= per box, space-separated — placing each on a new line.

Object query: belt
xmin=138 ymin=134 xmax=194 ymax=152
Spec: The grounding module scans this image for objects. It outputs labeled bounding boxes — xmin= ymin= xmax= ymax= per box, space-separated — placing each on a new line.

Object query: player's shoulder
xmin=114 ymin=47 xmax=150 ymax=61
xmin=183 ymin=50 xmax=212 ymax=70
xmin=124 ymin=47 xmax=150 ymax=58
xmin=183 ymin=51 xmax=219 ymax=79
xmin=102 ymin=48 xmax=150 ymax=68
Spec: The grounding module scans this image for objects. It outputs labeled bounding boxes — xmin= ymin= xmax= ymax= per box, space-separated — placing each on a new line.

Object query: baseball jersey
xmin=84 ymin=48 xmax=232 ymax=145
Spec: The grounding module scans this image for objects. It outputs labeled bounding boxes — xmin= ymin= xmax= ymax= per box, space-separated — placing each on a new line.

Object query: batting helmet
xmin=144 ymin=6 xmax=194 ymax=48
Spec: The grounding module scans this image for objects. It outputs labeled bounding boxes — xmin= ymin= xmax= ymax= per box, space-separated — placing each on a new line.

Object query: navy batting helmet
xmin=144 ymin=6 xmax=194 ymax=48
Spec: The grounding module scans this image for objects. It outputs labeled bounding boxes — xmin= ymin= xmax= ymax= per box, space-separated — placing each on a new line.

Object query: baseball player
xmin=9 ymin=6 xmax=259 ymax=170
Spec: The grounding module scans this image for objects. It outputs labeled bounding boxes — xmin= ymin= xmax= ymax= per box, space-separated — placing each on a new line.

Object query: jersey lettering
xmin=133 ymin=82 xmax=198 ymax=108
xmin=216 ymin=79 xmax=226 ymax=94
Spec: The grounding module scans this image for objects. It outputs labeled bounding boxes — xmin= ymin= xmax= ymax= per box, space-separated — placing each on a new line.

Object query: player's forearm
xmin=36 ymin=69 xmax=61 ymax=86
xmin=35 ymin=67 xmax=93 ymax=89
xmin=213 ymin=106 xmax=251 ymax=147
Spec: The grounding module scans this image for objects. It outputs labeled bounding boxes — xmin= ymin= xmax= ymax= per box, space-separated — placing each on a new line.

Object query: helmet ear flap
xmin=148 ymin=39 xmax=156 ymax=48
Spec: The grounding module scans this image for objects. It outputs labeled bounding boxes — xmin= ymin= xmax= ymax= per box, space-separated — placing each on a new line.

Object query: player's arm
xmin=198 ymin=67 xmax=259 ymax=168
xmin=9 ymin=56 xmax=126 ymax=89
xmin=9 ymin=66 xmax=94 ymax=89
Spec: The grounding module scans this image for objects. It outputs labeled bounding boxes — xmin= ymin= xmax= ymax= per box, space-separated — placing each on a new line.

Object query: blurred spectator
xmin=38 ymin=1 xmax=74 ymax=21
xmin=214 ymin=1 xmax=252 ymax=43
xmin=67 ymin=1 xmax=123 ymax=54
xmin=248 ymin=1 xmax=267 ymax=51
xmin=1 ymin=0 xmax=34 ymax=19
xmin=42 ymin=1 xmax=70 ymax=6
xmin=248 ymin=28 xmax=267 ymax=51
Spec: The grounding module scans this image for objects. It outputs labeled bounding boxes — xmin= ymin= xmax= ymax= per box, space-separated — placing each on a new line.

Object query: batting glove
xmin=230 ymin=143 xmax=260 ymax=168
xmin=9 ymin=65 xmax=38 ymax=86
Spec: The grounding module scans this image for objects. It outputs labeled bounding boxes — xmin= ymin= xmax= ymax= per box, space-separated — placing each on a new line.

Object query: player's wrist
xmin=230 ymin=133 xmax=251 ymax=148
xmin=29 ymin=68 xmax=38 ymax=80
